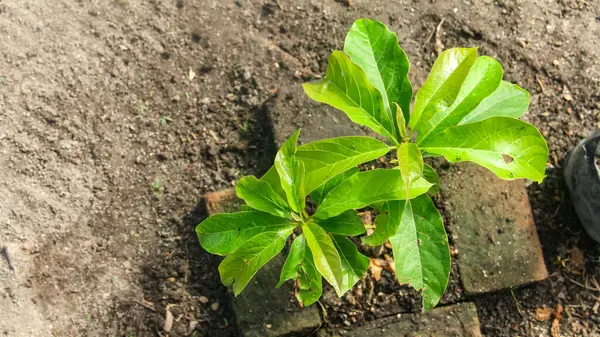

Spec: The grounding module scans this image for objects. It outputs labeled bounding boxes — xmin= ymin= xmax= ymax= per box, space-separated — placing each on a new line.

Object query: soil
xmin=1 ymin=0 xmax=599 ymax=337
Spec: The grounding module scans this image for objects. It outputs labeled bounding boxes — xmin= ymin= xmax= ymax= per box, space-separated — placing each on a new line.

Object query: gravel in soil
xmin=1 ymin=0 xmax=599 ymax=336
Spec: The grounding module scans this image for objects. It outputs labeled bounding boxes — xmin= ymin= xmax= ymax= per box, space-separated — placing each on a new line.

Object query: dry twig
xmin=1 ymin=246 xmax=15 ymax=273
xmin=435 ymin=18 xmax=446 ymax=56
xmin=135 ymin=298 xmax=156 ymax=312
xmin=565 ymin=274 xmax=600 ymax=292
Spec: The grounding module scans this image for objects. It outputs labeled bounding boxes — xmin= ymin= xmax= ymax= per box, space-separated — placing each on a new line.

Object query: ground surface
xmin=1 ymin=0 xmax=600 ymax=336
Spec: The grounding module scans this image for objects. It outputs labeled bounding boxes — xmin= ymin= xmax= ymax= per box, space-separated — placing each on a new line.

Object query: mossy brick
xmin=439 ymin=163 xmax=548 ymax=294
xmin=329 ymin=302 xmax=481 ymax=337
xmin=202 ymin=189 xmax=322 ymax=337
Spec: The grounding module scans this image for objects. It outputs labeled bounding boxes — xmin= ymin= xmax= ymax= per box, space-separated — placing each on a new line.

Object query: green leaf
xmin=397 ymin=143 xmax=424 ymax=190
xmin=277 ymin=234 xmax=322 ymax=306
xmin=265 ymin=136 xmax=391 ymax=203
xmin=297 ymin=136 xmax=392 ymax=194
xmin=302 ymin=51 xmax=396 ymax=140
xmin=236 ymin=176 xmax=293 ymax=219
xmin=344 ymin=18 xmax=412 ymax=136
xmin=389 ymin=195 xmax=450 ymax=311
xmin=332 ymin=235 xmax=370 ymax=294
xmin=296 ymin=248 xmax=322 ymax=306
xmin=311 ymin=167 xmax=359 ymax=206
xmin=277 ymin=235 xmax=306 ymax=288
xmin=313 ymin=210 xmax=365 ymax=236
xmin=314 ymin=169 xmax=433 ymax=220
xmin=275 ymin=130 xmax=306 ymax=213
xmin=196 ymin=211 xmax=296 ymax=255
xmin=260 ymin=166 xmax=287 ymax=199
xmin=240 ymin=204 xmax=255 ymax=212
xmin=410 ymin=48 xmax=478 ymax=130
xmin=302 ymin=221 xmax=345 ymax=296
xmin=219 ymin=228 xmax=293 ymax=296
xmin=361 ymin=200 xmax=403 ymax=246
xmin=416 ymin=56 xmax=503 ymax=142
xmin=422 ymin=164 xmax=440 ymax=195
xmin=459 ymin=80 xmax=530 ymax=125
xmin=394 ymin=103 xmax=407 ymax=139
xmin=419 ymin=117 xmax=548 ymax=182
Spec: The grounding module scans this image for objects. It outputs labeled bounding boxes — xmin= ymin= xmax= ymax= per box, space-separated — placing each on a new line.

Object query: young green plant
xmin=196 ymin=18 xmax=548 ymax=311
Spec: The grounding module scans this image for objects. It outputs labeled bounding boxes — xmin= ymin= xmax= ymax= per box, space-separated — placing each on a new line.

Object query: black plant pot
xmin=564 ymin=130 xmax=600 ymax=243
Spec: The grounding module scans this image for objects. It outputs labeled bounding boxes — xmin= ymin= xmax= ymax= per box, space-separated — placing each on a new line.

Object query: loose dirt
xmin=1 ymin=0 xmax=599 ymax=336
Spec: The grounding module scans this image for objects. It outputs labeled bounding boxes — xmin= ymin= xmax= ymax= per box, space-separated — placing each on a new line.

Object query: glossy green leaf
xmin=303 ymin=51 xmax=396 ymax=140
xmin=422 ymin=163 xmax=440 ymax=195
xmin=397 ymin=143 xmax=424 ymax=190
xmin=297 ymin=136 xmax=392 ymax=194
xmin=265 ymin=136 xmax=390 ymax=200
xmin=311 ymin=167 xmax=359 ymax=206
xmin=344 ymin=18 xmax=412 ymax=136
xmin=275 ymin=130 xmax=306 ymax=213
xmin=410 ymin=48 xmax=478 ymax=130
xmin=240 ymin=204 xmax=255 ymax=212
xmin=389 ymin=195 xmax=450 ymax=311
xmin=395 ymin=103 xmax=407 ymax=139
xmin=196 ymin=211 xmax=296 ymax=255
xmin=361 ymin=200 xmax=403 ymax=246
xmin=260 ymin=166 xmax=286 ymax=199
xmin=266 ymin=135 xmax=391 ymax=208
xmin=332 ymin=235 xmax=370 ymax=294
xmin=296 ymin=248 xmax=322 ymax=306
xmin=219 ymin=228 xmax=293 ymax=296
xmin=419 ymin=117 xmax=548 ymax=182
xmin=314 ymin=169 xmax=433 ymax=219
xmin=313 ymin=210 xmax=365 ymax=236
xmin=277 ymin=234 xmax=322 ymax=306
xmin=277 ymin=235 xmax=306 ymax=288
xmin=416 ymin=56 xmax=503 ymax=142
xmin=460 ymin=80 xmax=530 ymax=125
xmin=302 ymin=221 xmax=345 ymax=296
xmin=236 ymin=176 xmax=293 ymax=219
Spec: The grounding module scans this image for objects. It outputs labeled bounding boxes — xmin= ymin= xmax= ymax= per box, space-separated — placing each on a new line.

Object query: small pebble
xmin=163 ymin=310 xmax=174 ymax=332
xmin=199 ymin=296 xmax=209 ymax=304
xmin=211 ymin=302 xmax=219 ymax=311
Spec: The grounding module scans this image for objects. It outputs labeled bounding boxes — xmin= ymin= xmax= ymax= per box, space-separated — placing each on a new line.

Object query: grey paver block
xmin=266 ymin=84 xmax=369 ymax=145
xmin=341 ymin=302 xmax=481 ymax=337
xmin=439 ymin=163 xmax=548 ymax=294
xmin=203 ymin=189 xmax=322 ymax=337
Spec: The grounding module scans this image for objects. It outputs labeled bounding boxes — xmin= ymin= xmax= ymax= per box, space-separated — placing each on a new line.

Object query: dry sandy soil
xmin=1 ymin=0 xmax=599 ymax=336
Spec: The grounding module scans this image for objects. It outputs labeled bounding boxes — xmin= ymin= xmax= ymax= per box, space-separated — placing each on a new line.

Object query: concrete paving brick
xmin=265 ymin=84 xmax=369 ymax=145
xmin=203 ymin=189 xmax=322 ymax=337
xmin=439 ymin=163 xmax=548 ymax=294
xmin=330 ymin=302 xmax=481 ymax=337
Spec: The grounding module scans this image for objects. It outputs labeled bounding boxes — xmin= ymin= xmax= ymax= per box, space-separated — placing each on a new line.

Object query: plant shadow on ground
xmin=122 ymin=94 xmax=281 ymax=337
